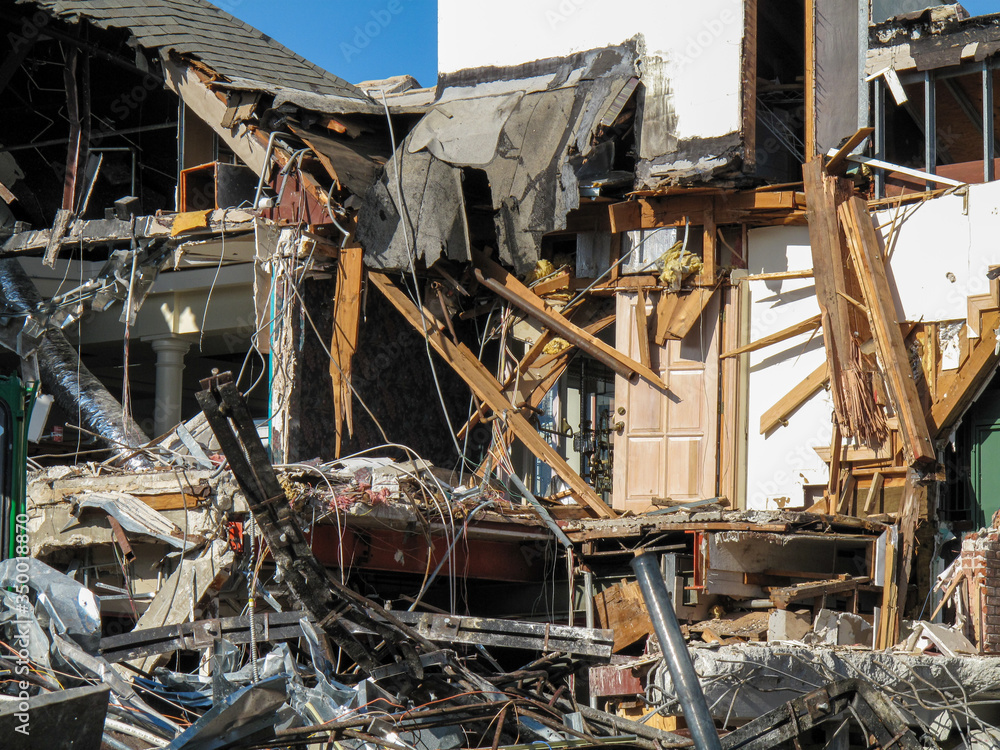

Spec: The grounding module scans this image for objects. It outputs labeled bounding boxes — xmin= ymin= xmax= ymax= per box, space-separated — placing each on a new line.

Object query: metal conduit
xmin=0 ymin=259 xmax=153 ymax=470
xmin=630 ymin=552 xmax=722 ymax=750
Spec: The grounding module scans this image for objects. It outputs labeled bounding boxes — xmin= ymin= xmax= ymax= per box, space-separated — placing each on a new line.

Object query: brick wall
xmin=959 ymin=530 xmax=1000 ymax=653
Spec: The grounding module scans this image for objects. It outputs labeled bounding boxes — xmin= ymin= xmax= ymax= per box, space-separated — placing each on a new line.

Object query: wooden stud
xmin=759 ymin=362 xmax=829 ymax=435
xmin=738 ymin=269 xmax=814 ymax=282
xmin=721 ymin=313 xmax=821 ymax=359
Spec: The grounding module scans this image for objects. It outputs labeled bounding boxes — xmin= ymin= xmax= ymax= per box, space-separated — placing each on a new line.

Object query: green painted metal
xmin=971 ymin=388 xmax=1000 ymax=529
xmin=0 ymin=375 xmax=36 ymax=561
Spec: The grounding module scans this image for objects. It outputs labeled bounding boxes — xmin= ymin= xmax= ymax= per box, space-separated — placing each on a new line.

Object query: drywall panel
xmin=744 ymin=226 xmax=832 ymax=510
xmin=877 ymin=181 xmax=1000 ymax=324
xmin=437 ymin=0 xmax=743 ymax=141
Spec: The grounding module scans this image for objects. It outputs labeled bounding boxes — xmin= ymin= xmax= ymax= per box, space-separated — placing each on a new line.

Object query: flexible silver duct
xmin=0 ymin=258 xmax=153 ymax=471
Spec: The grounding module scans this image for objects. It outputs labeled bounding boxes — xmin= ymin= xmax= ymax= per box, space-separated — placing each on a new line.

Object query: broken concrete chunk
xmin=768 ymin=608 xmax=812 ymax=643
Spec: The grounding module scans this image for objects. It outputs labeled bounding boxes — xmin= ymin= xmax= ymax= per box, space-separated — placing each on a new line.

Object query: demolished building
xmin=5 ymin=0 xmax=1000 ymax=748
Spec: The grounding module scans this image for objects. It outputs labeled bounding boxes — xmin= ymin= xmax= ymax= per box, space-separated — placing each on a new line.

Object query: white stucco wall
xmin=744 ymin=226 xmax=832 ymax=510
xmin=876 ymin=181 xmax=1000 ymax=324
xmin=437 ymin=0 xmax=743 ymax=141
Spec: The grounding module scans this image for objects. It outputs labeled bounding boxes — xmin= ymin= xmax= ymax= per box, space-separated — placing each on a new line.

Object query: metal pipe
xmin=0 ymin=259 xmax=152 ymax=470
xmin=630 ymin=552 xmax=721 ymax=750
xmin=475 ymin=269 xmax=641 ymax=385
xmin=507 ymin=471 xmax=574 ymax=551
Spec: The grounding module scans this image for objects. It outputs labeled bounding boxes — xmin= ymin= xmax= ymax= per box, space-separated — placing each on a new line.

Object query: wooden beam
xmin=330 ymin=246 xmax=364 ymax=458
xmin=473 ymin=252 xmax=667 ymax=390
xmin=722 ymin=313 xmax=821 ymax=359
xmin=370 ymin=272 xmax=613 ymax=518
xmin=759 ymin=362 xmax=829 ymax=434
xmin=928 ymin=311 xmax=1000 ymax=436
xmin=738 ymin=269 xmax=814 ymax=282
xmin=826 ymin=127 xmax=875 ymax=174
xmin=802 ymin=160 xmax=852 ymax=426
xmin=839 ymin=196 xmax=935 ymax=464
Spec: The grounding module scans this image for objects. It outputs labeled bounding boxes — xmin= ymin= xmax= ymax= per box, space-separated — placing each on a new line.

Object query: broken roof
xmin=22 ymin=0 xmax=371 ymax=101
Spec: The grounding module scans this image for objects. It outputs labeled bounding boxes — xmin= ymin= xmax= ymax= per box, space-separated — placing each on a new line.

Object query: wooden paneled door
xmin=612 ymin=292 xmax=720 ymax=513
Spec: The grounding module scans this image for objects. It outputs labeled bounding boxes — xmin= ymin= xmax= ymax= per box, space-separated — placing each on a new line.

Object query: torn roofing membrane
xmin=357 ymin=44 xmax=640 ymax=274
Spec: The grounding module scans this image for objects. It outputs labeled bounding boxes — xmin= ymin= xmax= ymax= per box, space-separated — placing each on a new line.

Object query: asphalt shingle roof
xmin=24 ymin=0 xmax=370 ymax=101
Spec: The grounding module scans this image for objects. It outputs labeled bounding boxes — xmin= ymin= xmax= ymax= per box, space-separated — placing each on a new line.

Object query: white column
xmin=150 ymin=336 xmax=191 ymax=436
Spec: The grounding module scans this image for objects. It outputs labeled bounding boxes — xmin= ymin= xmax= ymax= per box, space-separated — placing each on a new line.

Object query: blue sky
xmin=961 ymin=0 xmax=1000 ymax=16
xmin=217 ymin=0 xmax=438 ymax=87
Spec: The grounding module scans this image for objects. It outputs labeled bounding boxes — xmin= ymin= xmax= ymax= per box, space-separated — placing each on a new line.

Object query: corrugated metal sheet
xmin=21 ymin=0 xmax=371 ymax=102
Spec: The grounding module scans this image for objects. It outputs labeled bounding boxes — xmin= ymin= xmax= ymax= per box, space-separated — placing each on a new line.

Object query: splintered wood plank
xmin=722 ymin=313 xmax=821 ymax=359
xmin=593 ymin=579 xmax=654 ymax=652
xmin=929 ymin=311 xmax=1000 ymax=436
xmin=330 ymin=246 xmax=364 ymax=457
xmin=760 ymin=361 xmax=828 ymax=434
xmin=653 ymin=291 xmax=682 ymax=345
xmin=839 ymin=196 xmax=935 ymax=464
xmin=663 ymin=287 xmax=716 ymax=340
xmin=895 ymin=478 xmax=921 ymax=633
xmin=371 ymin=272 xmax=613 ymax=518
